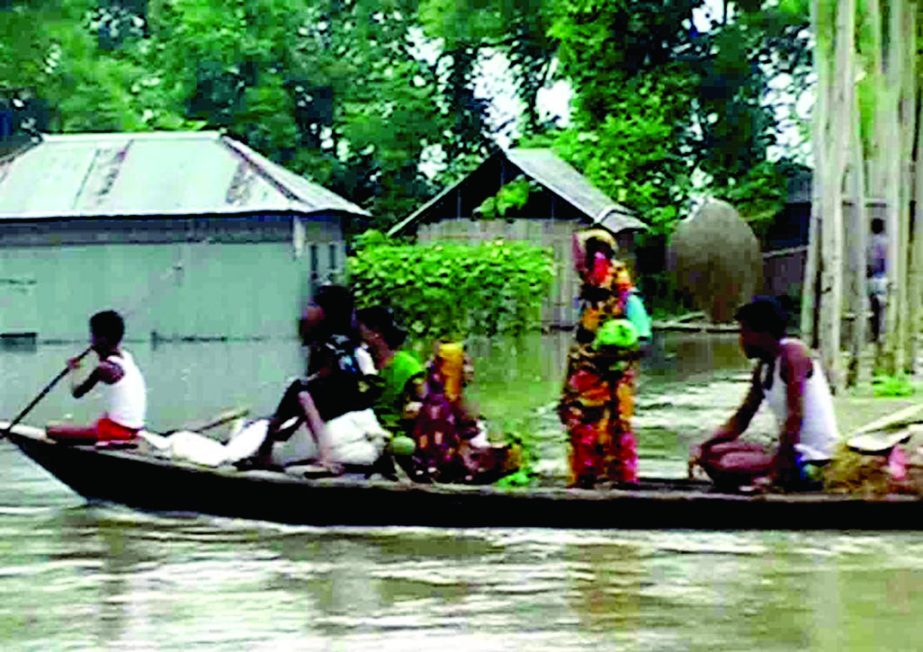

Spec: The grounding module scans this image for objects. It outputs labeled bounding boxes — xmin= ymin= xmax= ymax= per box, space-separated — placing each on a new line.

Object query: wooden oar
xmin=1 ymin=346 xmax=93 ymax=440
xmin=162 ymin=406 xmax=250 ymax=436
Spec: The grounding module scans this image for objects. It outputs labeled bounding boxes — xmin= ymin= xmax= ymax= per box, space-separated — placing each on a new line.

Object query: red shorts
xmin=95 ymin=417 xmax=139 ymax=442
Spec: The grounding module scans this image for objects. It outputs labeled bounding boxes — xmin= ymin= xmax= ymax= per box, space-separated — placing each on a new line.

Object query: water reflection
xmin=4 ymin=483 xmax=923 ymax=650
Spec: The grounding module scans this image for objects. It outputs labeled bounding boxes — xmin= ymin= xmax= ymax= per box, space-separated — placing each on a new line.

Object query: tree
xmin=803 ymin=0 xmax=923 ymax=390
xmin=0 ymin=0 xmax=463 ymax=229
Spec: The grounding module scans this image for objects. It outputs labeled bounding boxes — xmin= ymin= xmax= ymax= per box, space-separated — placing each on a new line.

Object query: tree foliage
xmin=1 ymin=0 xmax=814 ymax=243
xmin=532 ymin=0 xmax=811 ymax=235
xmin=1 ymin=0 xmax=455 ymax=229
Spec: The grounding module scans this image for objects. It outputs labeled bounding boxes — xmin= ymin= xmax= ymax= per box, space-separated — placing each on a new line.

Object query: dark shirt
xmin=868 ymin=234 xmax=887 ymax=278
xmin=281 ymin=333 xmax=370 ymax=422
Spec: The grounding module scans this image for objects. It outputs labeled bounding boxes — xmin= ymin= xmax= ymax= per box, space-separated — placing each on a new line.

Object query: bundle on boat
xmin=825 ymin=427 xmax=923 ymax=497
xmin=134 ymin=410 xmax=521 ymax=485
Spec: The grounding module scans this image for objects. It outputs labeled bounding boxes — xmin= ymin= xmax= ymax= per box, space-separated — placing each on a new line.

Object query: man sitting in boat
xmin=690 ymin=296 xmax=840 ymax=490
xmin=47 ymin=310 xmax=147 ymax=444
xmin=250 ymin=285 xmax=385 ymax=473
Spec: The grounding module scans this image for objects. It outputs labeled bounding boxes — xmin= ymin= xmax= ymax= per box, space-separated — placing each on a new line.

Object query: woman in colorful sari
xmin=558 ymin=229 xmax=652 ymax=488
xmin=356 ymin=308 xmax=473 ymax=481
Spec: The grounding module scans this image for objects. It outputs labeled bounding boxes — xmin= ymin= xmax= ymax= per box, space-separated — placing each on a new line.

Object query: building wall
xmin=418 ymin=217 xmax=638 ymax=329
xmin=0 ymin=214 xmax=345 ymax=342
xmin=761 ymin=200 xmax=892 ymax=302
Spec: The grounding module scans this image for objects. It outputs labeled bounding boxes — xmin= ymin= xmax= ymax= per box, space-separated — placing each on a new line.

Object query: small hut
xmin=388 ymin=148 xmax=647 ymax=328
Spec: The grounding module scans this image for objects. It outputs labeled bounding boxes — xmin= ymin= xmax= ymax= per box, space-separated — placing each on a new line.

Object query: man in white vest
xmin=690 ymin=296 xmax=840 ymax=490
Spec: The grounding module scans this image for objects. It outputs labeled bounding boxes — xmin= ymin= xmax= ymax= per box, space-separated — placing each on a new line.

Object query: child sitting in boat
xmin=690 ymin=296 xmax=840 ymax=491
xmin=356 ymin=306 xmax=426 ymax=437
xmin=47 ymin=310 xmax=147 ymax=444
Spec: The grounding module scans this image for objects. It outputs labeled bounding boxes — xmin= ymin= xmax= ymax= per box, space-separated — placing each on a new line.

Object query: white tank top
xmin=762 ymin=339 xmax=840 ymax=461
xmin=102 ymin=350 xmax=147 ymax=429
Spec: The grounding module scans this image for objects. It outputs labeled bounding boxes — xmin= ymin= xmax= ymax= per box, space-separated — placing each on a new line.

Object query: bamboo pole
xmin=900 ymin=3 xmax=918 ymax=372
xmin=803 ymin=0 xmax=828 ymax=350
xmin=847 ymin=53 xmax=869 ymax=388
xmin=865 ymin=0 xmax=887 ymax=192
xmin=817 ymin=0 xmax=854 ymax=392
xmin=908 ymin=3 xmax=923 ymax=371
xmin=864 ymin=0 xmax=893 ymax=371
xmin=884 ymin=0 xmax=906 ymax=373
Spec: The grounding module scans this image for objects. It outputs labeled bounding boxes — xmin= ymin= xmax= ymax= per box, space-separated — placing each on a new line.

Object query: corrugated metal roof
xmin=505 ymin=149 xmax=643 ymax=230
xmin=0 ymin=131 xmax=369 ymax=220
xmin=388 ymin=147 xmax=645 ymax=236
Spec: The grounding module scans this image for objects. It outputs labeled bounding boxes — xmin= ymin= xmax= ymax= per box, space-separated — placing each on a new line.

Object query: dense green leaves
xmin=348 ymin=237 xmax=555 ymax=340
xmin=1 ymin=0 xmax=813 ymax=244
xmin=537 ymin=0 xmax=810 ymax=234
xmin=1 ymin=0 xmax=452 ymax=228
xmin=476 ymin=178 xmax=539 ymax=218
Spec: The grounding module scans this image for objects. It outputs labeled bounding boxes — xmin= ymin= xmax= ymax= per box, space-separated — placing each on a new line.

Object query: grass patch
xmin=872 ymin=374 xmax=917 ymax=398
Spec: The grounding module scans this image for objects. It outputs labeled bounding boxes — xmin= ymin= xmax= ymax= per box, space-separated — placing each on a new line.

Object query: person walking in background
xmin=868 ymin=217 xmax=888 ymax=343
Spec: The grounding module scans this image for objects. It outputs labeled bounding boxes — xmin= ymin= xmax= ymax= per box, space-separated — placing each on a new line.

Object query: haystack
xmin=669 ymin=199 xmax=763 ymax=323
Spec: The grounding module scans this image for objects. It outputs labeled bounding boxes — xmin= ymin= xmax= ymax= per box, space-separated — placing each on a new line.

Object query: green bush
xmin=348 ymin=237 xmax=555 ymax=340
xmin=872 ymin=374 xmax=916 ymax=398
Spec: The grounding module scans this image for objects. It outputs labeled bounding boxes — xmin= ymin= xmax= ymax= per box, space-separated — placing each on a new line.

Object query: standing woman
xmin=558 ymin=229 xmax=651 ymax=488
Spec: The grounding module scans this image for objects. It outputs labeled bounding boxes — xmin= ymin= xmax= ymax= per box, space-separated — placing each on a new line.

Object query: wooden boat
xmin=6 ymin=424 xmax=923 ymax=530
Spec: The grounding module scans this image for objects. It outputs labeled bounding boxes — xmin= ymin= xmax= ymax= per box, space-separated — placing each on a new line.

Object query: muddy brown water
xmin=0 ymin=334 xmax=920 ymax=650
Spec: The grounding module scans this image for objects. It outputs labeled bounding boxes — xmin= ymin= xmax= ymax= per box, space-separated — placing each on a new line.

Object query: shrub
xmin=348 ymin=237 xmax=555 ymax=340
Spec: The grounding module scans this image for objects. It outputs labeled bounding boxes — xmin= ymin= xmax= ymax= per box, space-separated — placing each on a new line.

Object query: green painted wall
xmin=0 ymin=215 xmax=346 ymax=342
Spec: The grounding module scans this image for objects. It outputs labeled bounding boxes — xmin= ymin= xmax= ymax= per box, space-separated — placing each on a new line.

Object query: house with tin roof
xmin=388 ymin=147 xmax=647 ymax=328
xmin=0 ymin=131 xmax=368 ymax=342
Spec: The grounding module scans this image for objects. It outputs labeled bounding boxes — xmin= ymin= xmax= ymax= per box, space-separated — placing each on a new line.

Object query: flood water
xmin=1 ymin=333 xmax=922 ymax=650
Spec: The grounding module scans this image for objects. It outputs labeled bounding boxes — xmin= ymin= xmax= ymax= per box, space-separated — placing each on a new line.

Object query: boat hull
xmin=7 ymin=427 xmax=923 ymax=530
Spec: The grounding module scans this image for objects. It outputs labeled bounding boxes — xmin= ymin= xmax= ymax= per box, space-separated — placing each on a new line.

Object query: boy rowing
xmin=47 ymin=310 xmax=147 ymax=444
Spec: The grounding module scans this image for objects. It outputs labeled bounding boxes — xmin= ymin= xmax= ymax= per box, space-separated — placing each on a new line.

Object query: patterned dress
xmin=559 ymin=260 xmax=642 ymax=488
xmin=408 ymin=344 xmax=478 ymax=482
